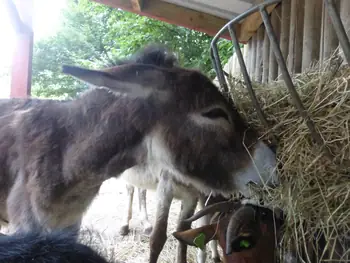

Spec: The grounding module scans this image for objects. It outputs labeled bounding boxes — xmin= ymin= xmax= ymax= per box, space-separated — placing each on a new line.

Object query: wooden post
xmin=251 ymin=34 xmax=257 ymax=80
xmin=302 ymin=0 xmax=322 ymax=71
xmin=279 ymin=0 xmax=291 ymax=79
xmin=340 ymin=0 xmax=350 ymax=63
xmin=233 ymin=49 xmax=241 ymax=75
xmin=320 ymin=1 xmax=339 ymax=63
xmin=255 ymin=25 xmax=264 ymax=83
xmin=247 ymin=40 xmax=252 ymax=75
xmin=262 ymin=26 xmax=270 ymax=83
xmin=340 ymin=0 xmax=350 ymax=37
xmin=288 ymin=0 xmax=304 ymax=74
xmin=243 ymin=44 xmax=249 ymax=71
xmin=7 ymin=0 xmax=33 ymax=98
xmin=269 ymin=6 xmax=281 ymax=82
xmin=231 ymin=53 xmax=237 ymax=76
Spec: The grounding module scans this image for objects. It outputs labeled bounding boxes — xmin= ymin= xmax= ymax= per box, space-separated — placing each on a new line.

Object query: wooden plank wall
xmin=226 ymin=0 xmax=350 ymax=83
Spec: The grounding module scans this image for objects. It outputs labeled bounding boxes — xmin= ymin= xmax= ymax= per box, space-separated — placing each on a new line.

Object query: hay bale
xmin=225 ymin=55 xmax=350 ymax=262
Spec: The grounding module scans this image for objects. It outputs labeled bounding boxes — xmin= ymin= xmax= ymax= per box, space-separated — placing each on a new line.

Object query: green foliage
xmin=32 ymin=0 xmax=233 ymax=99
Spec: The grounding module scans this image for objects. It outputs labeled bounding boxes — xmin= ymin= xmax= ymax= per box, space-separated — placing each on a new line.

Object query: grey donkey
xmin=0 ymin=45 xmax=278 ymax=263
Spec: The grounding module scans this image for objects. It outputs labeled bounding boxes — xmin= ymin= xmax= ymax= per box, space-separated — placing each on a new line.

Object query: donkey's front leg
xmin=120 ymin=184 xmax=135 ymax=236
xmin=176 ymin=197 xmax=197 ymax=263
xmin=149 ymin=174 xmax=173 ymax=263
xmin=138 ymin=188 xmax=153 ymax=236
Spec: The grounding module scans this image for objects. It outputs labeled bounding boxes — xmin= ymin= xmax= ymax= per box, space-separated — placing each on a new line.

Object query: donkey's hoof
xmin=142 ymin=225 xmax=153 ymax=236
xmin=119 ymin=225 xmax=130 ymax=236
xmin=212 ymin=257 xmax=222 ymax=263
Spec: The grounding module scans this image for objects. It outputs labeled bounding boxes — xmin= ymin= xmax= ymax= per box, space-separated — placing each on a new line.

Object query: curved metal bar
xmin=210 ymin=47 xmax=229 ymax=93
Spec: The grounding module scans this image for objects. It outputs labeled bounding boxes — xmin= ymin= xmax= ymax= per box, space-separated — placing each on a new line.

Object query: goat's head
xmin=173 ymin=200 xmax=284 ymax=263
xmin=62 ymin=45 xmax=278 ymax=197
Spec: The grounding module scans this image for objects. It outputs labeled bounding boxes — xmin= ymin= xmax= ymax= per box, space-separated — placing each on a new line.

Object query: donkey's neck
xmin=64 ymin=88 xmax=156 ymax=178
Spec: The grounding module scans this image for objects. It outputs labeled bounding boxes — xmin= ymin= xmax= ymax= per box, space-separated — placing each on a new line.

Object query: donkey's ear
xmin=172 ymin=224 xmax=217 ymax=250
xmin=62 ymin=65 xmax=117 ymax=88
xmin=62 ymin=65 xmax=152 ymax=98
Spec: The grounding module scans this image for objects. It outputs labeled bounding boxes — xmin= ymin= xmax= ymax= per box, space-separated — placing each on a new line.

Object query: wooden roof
xmin=91 ymin=0 xmax=278 ymax=43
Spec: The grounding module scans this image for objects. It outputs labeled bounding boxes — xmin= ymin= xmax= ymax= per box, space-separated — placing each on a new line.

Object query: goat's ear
xmin=62 ymin=65 xmax=155 ymax=98
xmin=172 ymin=224 xmax=217 ymax=250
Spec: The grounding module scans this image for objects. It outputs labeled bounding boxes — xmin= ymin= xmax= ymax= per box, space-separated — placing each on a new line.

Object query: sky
xmin=0 ymin=0 xmax=67 ymax=98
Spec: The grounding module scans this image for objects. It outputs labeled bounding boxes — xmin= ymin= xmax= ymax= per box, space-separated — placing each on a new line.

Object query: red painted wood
xmin=10 ymin=33 xmax=33 ymax=98
xmin=8 ymin=0 xmax=34 ymax=98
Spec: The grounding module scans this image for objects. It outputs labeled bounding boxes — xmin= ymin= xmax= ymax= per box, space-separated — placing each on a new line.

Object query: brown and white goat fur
xmin=173 ymin=200 xmax=285 ymax=263
xmin=0 ymin=45 xmax=278 ymax=262
xmin=174 ymin=200 xmax=349 ymax=263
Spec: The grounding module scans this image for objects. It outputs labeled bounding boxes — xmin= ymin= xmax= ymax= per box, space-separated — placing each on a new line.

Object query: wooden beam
xmin=8 ymin=0 xmax=33 ymax=98
xmin=288 ymin=0 xmax=304 ymax=74
xmin=91 ymin=0 xmax=234 ymax=40
xmin=4 ymin=0 xmax=31 ymax=34
xmin=250 ymin=33 xmax=257 ymax=80
xmin=243 ymin=43 xmax=249 ymax=68
xmin=237 ymin=2 xmax=279 ymax=43
xmin=302 ymin=0 xmax=322 ymax=71
xmin=130 ymin=0 xmax=142 ymax=11
xmin=340 ymin=0 xmax=350 ymax=63
xmin=255 ymin=25 xmax=264 ymax=83
xmin=320 ymin=0 xmax=339 ymax=63
xmin=246 ymin=40 xmax=253 ymax=75
xmin=279 ymin=0 xmax=291 ymax=79
xmin=268 ymin=5 xmax=281 ymax=82
xmin=262 ymin=26 xmax=270 ymax=83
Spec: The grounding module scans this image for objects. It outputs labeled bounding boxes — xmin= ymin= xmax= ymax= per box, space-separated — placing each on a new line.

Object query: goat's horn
xmin=183 ymin=200 xmax=240 ymax=223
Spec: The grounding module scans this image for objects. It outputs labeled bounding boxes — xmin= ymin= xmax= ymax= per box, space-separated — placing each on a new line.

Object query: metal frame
xmin=210 ymin=0 xmax=350 ymax=159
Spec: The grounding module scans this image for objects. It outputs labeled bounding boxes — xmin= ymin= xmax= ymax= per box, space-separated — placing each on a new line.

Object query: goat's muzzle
xmin=225 ymin=206 xmax=260 ymax=255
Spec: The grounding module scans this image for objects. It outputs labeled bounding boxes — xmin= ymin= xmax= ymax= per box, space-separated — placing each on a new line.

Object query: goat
xmin=173 ymin=200 xmax=350 ymax=263
xmin=119 ymin=172 xmax=222 ymax=263
xmin=119 ymin=183 xmax=153 ymax=236
xmin=173 ymin=200 xmax=285 ymax=263
xmin=0 ymin=45 xmax=278 ymax=261
xmin=0 ymin=231 xmax=109 ymax=263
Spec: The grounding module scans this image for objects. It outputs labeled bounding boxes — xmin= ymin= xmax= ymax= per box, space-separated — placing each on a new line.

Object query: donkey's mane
xmin=107 ymin=44 xmax=179 ymax=68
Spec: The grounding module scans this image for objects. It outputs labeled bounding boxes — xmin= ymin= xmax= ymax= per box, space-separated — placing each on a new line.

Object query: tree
xmin=32 ymin=0 xmax=233 ymax=99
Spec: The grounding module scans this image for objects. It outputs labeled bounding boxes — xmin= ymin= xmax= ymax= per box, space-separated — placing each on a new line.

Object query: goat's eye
xmin=260 ymin=209 xmax=269 ymax=221
xmin=230 ymin=236 xmax=256 ymax=253
xmin=202 ymin=108 xmax=229 ymax=122
xmin=239 ymin=239 xmax=252 ymax=249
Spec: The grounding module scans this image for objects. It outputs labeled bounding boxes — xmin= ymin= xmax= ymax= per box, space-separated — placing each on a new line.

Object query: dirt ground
xmin=80 ymin=177 xmax=204 ymax=263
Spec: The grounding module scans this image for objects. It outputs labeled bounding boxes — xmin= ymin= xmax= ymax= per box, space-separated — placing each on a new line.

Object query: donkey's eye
xmin=202 ymin=108 xmax=229 ymax=122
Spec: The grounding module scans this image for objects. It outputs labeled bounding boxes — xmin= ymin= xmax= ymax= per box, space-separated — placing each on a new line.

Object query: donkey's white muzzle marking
xmin=233 ymin=141 xmax=278 ymax=197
